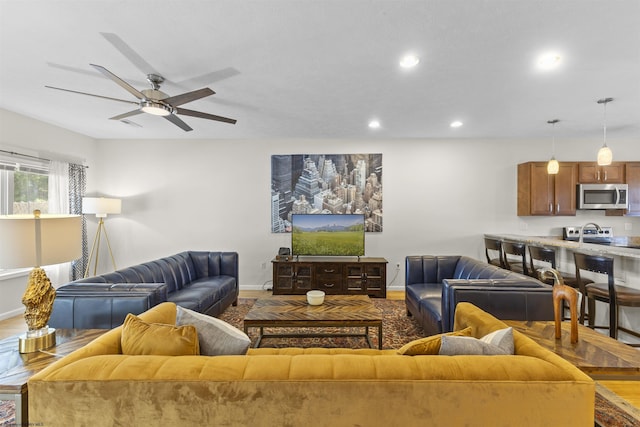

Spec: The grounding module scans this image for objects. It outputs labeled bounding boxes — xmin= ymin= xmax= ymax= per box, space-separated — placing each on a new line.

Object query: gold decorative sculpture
xmin=22 ymin=267 xmax=57 ymax=330
xmin=539 ymin=267 xmax=579 ymax=343
xmin=0 ymin=210 xmax=82 ymax=353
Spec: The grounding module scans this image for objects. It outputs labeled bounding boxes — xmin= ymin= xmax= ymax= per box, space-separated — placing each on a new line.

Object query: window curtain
xmin=47 ymin=161 xmax=71 ymax=285
xmin=46 ymin=160 xmax=87 ymax=283
xmin=68 ymin=163 xmax=87 ymax=281
xmin=48 ymin=161 xmax=69 ymax=214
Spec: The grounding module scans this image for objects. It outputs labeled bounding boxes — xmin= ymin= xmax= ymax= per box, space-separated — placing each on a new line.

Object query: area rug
xmin=220 ymin=297 xmax=424 ymax=349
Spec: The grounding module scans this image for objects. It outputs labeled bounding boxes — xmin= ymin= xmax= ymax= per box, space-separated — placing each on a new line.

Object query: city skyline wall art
xmin=271 ymin=153 xmax=383 ymax=233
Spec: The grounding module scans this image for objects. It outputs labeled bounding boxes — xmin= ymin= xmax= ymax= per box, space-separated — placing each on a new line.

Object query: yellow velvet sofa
xmin=29 ymin=302 xmax=595 ymax=426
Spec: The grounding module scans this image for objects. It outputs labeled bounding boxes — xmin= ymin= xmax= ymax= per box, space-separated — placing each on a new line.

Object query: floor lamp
xmin=83 ymin=197 xmax=121 ymax=277
xmin=0 ymin=211 xmax=82 ymax=352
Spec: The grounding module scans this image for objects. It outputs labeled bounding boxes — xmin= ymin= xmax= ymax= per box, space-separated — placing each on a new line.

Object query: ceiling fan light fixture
xmin=141 ymin=100 xmax=173 ymax=116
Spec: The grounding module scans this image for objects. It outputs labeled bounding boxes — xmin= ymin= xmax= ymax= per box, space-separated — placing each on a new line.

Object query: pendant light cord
xmin=602 ymin=100 xmax=607 ymax=147
xmin=598 ymin=97 xmax=613 ymax=147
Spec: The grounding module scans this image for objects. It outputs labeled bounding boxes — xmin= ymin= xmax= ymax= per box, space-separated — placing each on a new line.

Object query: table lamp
xmin=82 ymin=197 xmax=121 ymax=277
xmin=0 ymin=210 xmax=82 ymax=353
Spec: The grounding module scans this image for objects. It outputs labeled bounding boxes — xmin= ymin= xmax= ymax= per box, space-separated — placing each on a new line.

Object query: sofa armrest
xmin=441 ymin=279 xmax=553 ymax=332
xmin=49 ymin=283 xmax=168 ymax=329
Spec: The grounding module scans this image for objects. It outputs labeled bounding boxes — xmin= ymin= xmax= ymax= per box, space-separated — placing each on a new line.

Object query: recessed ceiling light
xmin=537 ymin=52 xmax=562 ymax=70
xmin=450 ymin=121 xmax=463 ymax=128
xmin=399 ymin=54 xmax=420 ymax=68
xmin=368 ymin=120 xmax=381 ymax=129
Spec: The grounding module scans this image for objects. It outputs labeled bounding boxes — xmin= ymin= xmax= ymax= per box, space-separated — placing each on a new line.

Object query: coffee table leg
xmin=253 ymin=327 xmax=264 ymax=348
xmin=378 ymin=324 xmax=382 ymax=349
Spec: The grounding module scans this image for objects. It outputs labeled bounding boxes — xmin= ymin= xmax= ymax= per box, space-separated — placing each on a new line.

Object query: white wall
xmin=2 ymin=108 xmax=639 ymax=320
xmin=92 ymin=136 xmax=640 ymax=292
xmin=0 ymin=108 xmax=97 ymax=319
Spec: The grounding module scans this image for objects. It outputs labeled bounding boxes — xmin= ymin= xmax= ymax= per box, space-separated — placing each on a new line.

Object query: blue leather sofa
xmin=405 ymin=255 xmax=553 ymax=335
xmin=49 ymin=251 xmax=239 ymax=329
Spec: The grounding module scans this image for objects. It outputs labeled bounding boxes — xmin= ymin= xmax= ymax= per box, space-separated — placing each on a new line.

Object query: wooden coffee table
xmin=0 ymin=328 xmax=106 ymax=426
xmin=243 ymin=295 xmax=383 ymax=349
xmin=505 ymin=320 xmax=640 ymax=379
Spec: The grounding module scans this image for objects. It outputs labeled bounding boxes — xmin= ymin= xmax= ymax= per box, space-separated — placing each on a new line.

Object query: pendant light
xmin=547 ymin=119 xmax=559 ymax=174
xmin=596 ymin=98 xmax=613 ymax=166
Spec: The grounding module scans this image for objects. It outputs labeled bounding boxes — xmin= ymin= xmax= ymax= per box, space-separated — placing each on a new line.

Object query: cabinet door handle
xmin=323 ymin=269 xmax=335 ymax=273
xmin=556 ymin=203 xmax=560 ymax=213
xmin=604 ymin=170 xmax=608 ymax=181
xmin=597 ymin=170 xmax=600 ymax=181
xmin=324 ymin=283 xmax=335 ymax=288
xmin=549 ymin=203 xmax=553 ymax=213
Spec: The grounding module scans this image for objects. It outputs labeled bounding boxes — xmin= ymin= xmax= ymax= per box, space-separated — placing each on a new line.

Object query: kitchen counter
xmin=485 ymin=234 xmax=640 ymax=260
xmin=485 ymin=233 xmax=640 ymax=346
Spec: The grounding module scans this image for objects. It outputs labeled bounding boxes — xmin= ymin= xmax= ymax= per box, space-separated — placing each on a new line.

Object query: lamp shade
xmin=597 ymin=145 xmax=613 ymax=166
xmin=82 ymin=197 xmax=122 ymax=216
xmin=0 ymin=214 xmax=82 ymax=268
xmin=547 ymin=157 xmax=559 ymax=174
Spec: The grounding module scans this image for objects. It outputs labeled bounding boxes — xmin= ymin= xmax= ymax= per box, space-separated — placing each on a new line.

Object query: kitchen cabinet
xmin=272 ymin=257 xmax=387 ymax=297
xmin=624 ymin=162 xmax=640 ymax=216
xmin=578 ymin=162 xmax=625 ymax=183
xmin=517 ymin=162 xmax=577 ymax=216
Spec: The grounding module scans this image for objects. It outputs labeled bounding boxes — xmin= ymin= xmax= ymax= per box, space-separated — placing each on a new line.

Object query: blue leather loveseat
xmin=405 ymin=255 xmax=553 ymax=335
xmin=49 ymin=251 xmax=239 ymax=329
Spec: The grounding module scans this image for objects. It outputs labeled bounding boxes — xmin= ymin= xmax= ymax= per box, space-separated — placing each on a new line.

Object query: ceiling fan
xmin=46 ymin=64 xmax=237 ymax=131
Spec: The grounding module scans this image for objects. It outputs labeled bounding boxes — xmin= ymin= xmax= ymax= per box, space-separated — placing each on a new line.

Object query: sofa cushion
xmin=396 ymin=326 xmax=473 ymax=355
xmin=439 ymin=327 xmax=514 ymax=355
xmin=121 ymin=313 xmax=199 ymax=356
xmin=176 ymin=306 xmax=250 ymax=356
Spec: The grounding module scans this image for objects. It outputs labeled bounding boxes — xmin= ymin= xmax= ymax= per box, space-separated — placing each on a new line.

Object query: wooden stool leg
xmin=553 ymin=284 xmax=579 ymax=344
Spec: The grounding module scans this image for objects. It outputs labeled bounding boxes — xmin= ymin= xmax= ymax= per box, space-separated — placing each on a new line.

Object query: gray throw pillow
xmin=175 ymin=306 xmax=251 ymax=356
xmin=439 ymin=327 xmax=514 ymax=356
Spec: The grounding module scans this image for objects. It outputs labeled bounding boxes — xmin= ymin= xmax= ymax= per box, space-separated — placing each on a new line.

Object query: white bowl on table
xmin=306 ymin=290 xmax=325 ymax=305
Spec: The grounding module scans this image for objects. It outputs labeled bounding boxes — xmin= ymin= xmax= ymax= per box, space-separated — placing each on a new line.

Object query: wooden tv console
xmin=271 ymin=257 xmax=387 ymax=298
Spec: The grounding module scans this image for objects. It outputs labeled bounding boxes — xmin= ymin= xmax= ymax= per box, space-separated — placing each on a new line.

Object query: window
xmin=0 ymin=154 xmax=50 ymax=276
xmin=0 ymin=155 xmax=49 ymax=215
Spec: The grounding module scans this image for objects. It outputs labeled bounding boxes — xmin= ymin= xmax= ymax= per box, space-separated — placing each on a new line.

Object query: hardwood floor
xmin=0 ymin=314 xmax=26 ymax=340
xmin=1 ymin=289 xmax=637 ymax=410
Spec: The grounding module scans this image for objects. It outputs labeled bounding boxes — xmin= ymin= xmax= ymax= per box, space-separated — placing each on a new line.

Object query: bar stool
xmin=574 ymin=252 xmax=640 ymax=347
xmin=529 ymin=245 xmax=592 ymax=320
xmin=502 ymin=241 xmax=529 ymax=276
xmin=484 ymin=237 xmax=504 ymax=268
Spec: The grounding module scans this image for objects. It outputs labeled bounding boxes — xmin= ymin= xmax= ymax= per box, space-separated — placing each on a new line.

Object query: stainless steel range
xmin=563 ymin=226 xmax=614 ymax=244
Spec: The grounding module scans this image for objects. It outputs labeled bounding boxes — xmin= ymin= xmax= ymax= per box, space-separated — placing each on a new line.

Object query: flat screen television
xmin=291 ymin=214 xmax=365 ymax=257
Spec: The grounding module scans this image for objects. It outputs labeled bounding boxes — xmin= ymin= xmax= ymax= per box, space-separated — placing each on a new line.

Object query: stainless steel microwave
xmin=577 ymin=183 xmax=629 ymax=209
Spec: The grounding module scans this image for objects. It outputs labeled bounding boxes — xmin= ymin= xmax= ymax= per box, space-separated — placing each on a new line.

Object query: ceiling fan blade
xmin=45 ymin=85 xmax=139 ymax=105
xmin=109 ymin=110 xmax=143 ymax=121
xmin=100 ymin=32 xmax=157 ymax=76
xmin=120 ymin=119 xmax=142 ymax=128
xmin=90 ymin=64 xmax=145 ymax=100
xmin=163 ymin=88 xmax=215 ymax=107
xmin=164 ymin=114 xmax=193 ymax=132
xmin=174 ymin=67 xmax=240 ymax=88
xmin=176 ymin=107 xmax=237 ymax=124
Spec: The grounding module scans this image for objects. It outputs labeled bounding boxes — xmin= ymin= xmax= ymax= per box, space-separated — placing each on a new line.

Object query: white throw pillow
xmin=175 ymin=306 xmax=251 ymax=356
xmin=439 ymin=327 xmax=514 ymax=356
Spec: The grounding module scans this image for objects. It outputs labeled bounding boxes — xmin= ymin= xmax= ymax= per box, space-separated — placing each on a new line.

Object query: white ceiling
xmin=1 ymin=0 xmax=639 ymax=140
